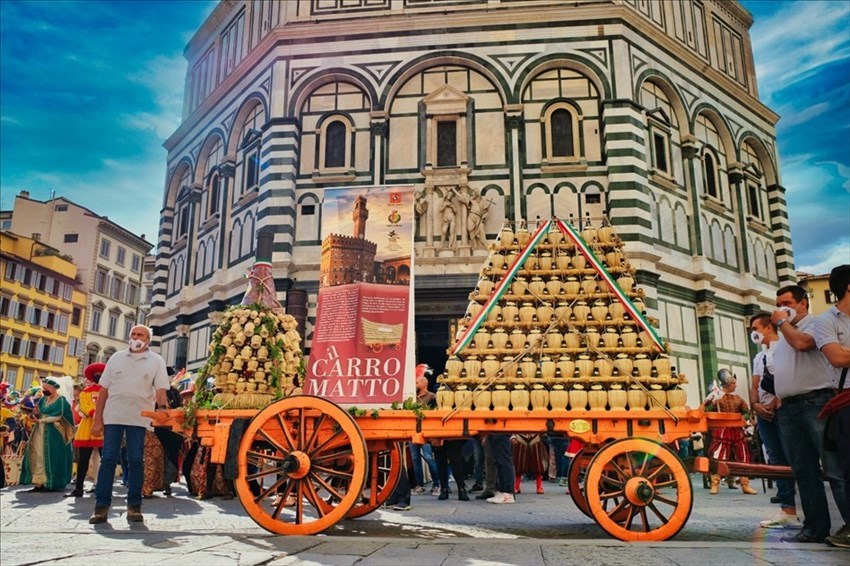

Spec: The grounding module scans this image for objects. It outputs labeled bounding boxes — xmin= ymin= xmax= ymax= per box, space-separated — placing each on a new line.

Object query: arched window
xmin=543 ymin=104 xmax=580 ymax=162
xmin=324 ymin=120 xmax=346 ymax=169
xmin=208 ymin=172 xmax=221 ymax=216
xmin=703 ymin=151 xmax=718 ymax=198
xmin=551 ymin=109 xmax=574 ymax=158
xmin=202 ymin=138 xmax=224 ymax=221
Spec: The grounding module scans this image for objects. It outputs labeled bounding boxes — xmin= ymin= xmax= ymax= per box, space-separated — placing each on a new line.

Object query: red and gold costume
xmin=73 ymin=383 xmax=103 ymax=449
xmin=705 ymin=393 xmax=750 ymax=463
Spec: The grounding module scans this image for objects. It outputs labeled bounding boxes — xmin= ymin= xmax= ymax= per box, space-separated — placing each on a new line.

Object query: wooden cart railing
xmin=146 ymin=397 xmax=747 ymax=542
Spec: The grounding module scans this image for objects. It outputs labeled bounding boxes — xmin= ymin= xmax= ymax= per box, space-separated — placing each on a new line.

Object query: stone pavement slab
xmin=2 ymin=477 xmax=848 ymax=565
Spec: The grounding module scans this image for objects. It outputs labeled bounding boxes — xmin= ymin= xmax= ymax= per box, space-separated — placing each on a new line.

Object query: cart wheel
xmin=235 ymin=395 xmax=368 ymax=535
xmin=394 ymin=343 xmax=401 ymax=350
xmin=347 ymin=443 xmax=403 ymax=519
xmin=372 ymin=344 xmax=383 ymax=353
xmin=585 ymin=438 xmax=693 ymax=542
xmin=568 ymin=448 xmax=594 ymax=517
xmin=569 ymin=447 xmax=630 ymax=522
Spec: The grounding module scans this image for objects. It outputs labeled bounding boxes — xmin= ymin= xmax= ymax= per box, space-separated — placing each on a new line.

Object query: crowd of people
xmin=0 ymin=267 xmax=848 ymax=548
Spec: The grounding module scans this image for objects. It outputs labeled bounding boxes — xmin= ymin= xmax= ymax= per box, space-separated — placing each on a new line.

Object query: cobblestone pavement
xmin=1 ymin=475 xmax=846 ymax=565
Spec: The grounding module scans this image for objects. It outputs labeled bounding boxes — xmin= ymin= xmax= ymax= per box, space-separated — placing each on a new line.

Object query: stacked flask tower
xmin=437 ymin=217 xmax=689 ymax=412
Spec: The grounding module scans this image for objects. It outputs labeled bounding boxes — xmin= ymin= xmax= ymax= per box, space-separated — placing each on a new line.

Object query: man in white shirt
xmin=748 ymin=312 xmax=799 ymax=529
xmin=772 ymin=285 xmax=846 ymax=544
xmin=814 ymin=265 xmax=850 ymax=548
xmin=89 ymin=325 xmax=170 ymax=524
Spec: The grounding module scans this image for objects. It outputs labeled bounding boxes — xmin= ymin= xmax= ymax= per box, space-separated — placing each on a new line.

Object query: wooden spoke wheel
xmin=234 ymin=396 xmax=368 ymax=535
xmin=569 ymin=447 xmax=630 ymax=522
xmin=568 ymin=448 xmax=594 ymax=518
xmin=585 ymin=438 xmax=693 ymax=542
xmin=346 ymin=442 xmax=403 ymax=519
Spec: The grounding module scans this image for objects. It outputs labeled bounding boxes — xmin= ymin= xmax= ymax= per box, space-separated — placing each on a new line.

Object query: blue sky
xmin=0 ymin=0 xmax=848 ymax=273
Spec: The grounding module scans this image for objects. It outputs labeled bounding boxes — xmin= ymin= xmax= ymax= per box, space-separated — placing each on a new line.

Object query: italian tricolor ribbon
xmin=554 ymin=219 xmax=665 ymax=352
xmin=450 ymin=220 xmax=552 ymax=355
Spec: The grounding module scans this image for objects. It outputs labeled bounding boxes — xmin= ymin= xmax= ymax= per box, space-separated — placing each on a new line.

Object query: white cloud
xmin=797 ymin=238 xmax=850 ymax=275
xmin=751 ymin=1 xmax=850 ymax=105
xmin=123 ymin=52 xmax=186 ymax=139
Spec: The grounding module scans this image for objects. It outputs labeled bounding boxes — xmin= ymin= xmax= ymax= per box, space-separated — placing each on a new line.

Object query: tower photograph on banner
xmin=305 ymin=186 xmax=417 ymax=406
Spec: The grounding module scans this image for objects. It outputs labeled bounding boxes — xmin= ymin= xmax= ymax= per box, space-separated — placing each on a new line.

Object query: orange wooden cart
xmin=147 ymin=398 xmax=742 ymax=542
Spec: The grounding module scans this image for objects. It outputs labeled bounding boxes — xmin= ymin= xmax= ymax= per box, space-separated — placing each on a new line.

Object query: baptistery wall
xmin=149 ymin=0 xmax=792 ymax=401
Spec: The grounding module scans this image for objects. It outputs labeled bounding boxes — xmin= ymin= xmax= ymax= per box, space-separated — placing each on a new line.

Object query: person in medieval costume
xmin=512 ymin=434 xmax=548 ymax=495
xmin=703 ymin=369 xmax=757 ymax=495
xmin=20 ymin=378 xmax=75 ymax=492
xmin=66 ymin=363 xmax=105 ymax=497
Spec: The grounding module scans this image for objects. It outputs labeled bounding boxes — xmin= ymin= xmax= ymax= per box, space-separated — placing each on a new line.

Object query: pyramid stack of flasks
xmin=436 ymin=216 xmax=689 ymax=412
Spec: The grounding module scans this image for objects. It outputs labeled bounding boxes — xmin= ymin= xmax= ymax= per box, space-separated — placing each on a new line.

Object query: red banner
xmin=305 ymin=282 xmax=410 ymax=403
xmin=304 ymin=185 xmax=415 ymax=406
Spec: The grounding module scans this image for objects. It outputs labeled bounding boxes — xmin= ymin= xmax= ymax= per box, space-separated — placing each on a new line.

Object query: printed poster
xmin=304 ymin=185 xmax=416 ymax=405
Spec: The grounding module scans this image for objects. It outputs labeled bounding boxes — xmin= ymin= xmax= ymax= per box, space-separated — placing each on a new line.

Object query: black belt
xmin=782 ymin=388 xmax=834 ymax=404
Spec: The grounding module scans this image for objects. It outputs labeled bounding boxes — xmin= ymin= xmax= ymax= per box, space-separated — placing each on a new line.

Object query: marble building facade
xmin=150 ymin=0 xmax=792 ymax=401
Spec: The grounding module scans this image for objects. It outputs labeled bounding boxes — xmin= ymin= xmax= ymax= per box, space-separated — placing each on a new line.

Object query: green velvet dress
xmin=20 ymin=395 xmax=75 ymax=491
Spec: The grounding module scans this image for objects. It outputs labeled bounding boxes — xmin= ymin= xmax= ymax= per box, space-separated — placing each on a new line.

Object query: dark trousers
xmin=836 ymin=405 xmax=850 ymax=519
xmin=155 ymin=428 xmax=183 ymax=486
xmin=75 ymin=446 xmax=102 ymax=492
xmin=757 ymin=416 xmax=796 ymax=511
xmin=778 ymin=391 xmax=847 ymax=538
xmin=489 ymin=434 xmax=515 ymax=494
xmin=434 ymin=440 xmax=466 ymax=493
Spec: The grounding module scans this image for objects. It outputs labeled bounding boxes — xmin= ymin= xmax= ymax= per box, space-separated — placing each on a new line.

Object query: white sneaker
xmin=487 ymin=492 xmax=515 ymax=504
xmin=412 ymin=486 xmax=426 ymax=495
xmin=760 ymin=512 xmax=802 ymax=529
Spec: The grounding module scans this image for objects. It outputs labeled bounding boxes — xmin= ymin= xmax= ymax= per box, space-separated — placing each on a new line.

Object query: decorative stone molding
xmin=219 ymin=160 xmax=237 ymax=178
xmin=208 ymin=311 xmax=225 ymax=325
xmin=695 ymin=301 xmax=716 ymax=318
xmin=370 ymin=121 xmax=388 ymax=138
xmin=176 ymin=324 xmax=191 ymax=337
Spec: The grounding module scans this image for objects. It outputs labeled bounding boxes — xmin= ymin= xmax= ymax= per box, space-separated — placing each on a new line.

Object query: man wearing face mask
xmin=814 ymin=264 xmax=850 ymax=548
xmin=771 ymin=285 xmax=847 ymax=544
xmin=88 ymin=325 xmax=170 ymax=524
xmin=748 ymin=313 xmax=800 ymax=529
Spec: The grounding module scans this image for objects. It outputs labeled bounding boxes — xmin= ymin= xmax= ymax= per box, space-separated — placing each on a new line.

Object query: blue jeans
xmin=411 ymin=442 xmax=439 ymax=489
xmin=549 ymin=436 xmax=569 ymax=478
xmin=95 ymin=425 xmax=146 ymax=508
xmin=777 ymin=390 xmax=848 ymax=538
xmin=757 ymin=415 xmax=797 ymax=512
xmin=489 ymin=434 xmax=515 ymax=494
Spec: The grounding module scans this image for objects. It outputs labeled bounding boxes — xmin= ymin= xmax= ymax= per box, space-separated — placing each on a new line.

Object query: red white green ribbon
xmin=554 ymin=219 xmax=665 ymax=352
xmin=450 ymin=220 xmax=552 ymax=355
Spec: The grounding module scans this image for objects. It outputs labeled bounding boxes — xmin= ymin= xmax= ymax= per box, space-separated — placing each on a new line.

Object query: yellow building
xmin=0 ymin=231 xmax=87 ymax=391
xmin=799 ymin=272 xmax=835 ymax=316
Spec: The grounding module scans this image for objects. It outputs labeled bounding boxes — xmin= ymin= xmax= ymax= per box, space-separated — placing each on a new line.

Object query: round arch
xmin=634 ymin=70 xmax=690 ymax=136
xmin=690 ymin=104 xmax=736 ymax=160
xmin=380 ymin=51 xmax=509 ymax=108
xmin=737 ymin=132 xmax=778 ymax=187
xmin=227 ymin=94 xmax=269 ymax=156
xmin=288 ymin=68 xmax=378 ymax=116
xmin=193 ymin=129 xmax=227 ymax=186
xmin=164 ymin=157 xmax=195 ymax=210
xmin=515 ymin=54 xmax=611 ymax=102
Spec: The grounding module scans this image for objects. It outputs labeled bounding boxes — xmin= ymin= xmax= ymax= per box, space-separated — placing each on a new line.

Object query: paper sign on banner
xmin=304 ymin=185 xmax=416 ymax=406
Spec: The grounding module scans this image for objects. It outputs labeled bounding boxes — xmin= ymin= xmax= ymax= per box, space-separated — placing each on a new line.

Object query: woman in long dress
xmin=20 ymin=378 xmax=75 ymax=492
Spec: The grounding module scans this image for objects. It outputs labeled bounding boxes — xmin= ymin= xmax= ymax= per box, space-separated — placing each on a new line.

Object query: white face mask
xmin=779 ymin=306 xmax=796 ymax=319
xmin=750 ymin=330 xmax=764 ymax=345
xmin=129 ymin=338 xmax=147 ymax=351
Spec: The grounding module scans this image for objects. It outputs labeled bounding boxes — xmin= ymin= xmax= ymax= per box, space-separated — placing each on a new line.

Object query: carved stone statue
xmin=414 ymin=187 xmax=428 ymax=219
xmin=465 ymin=190 xmax=492 ymax=249
xmin=439 ymin=188 xmax=458 ymax=248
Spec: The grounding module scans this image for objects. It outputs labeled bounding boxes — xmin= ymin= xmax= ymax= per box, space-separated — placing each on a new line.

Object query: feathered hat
xmin=84 ymin=363 xmax=106 ymax=384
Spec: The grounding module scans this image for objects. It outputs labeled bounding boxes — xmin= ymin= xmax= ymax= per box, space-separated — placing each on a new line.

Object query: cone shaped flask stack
xmin=437 ymin=216 xmax=688 ymax=411
xmin=199 ymin=231 xmax=304 ymax=409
